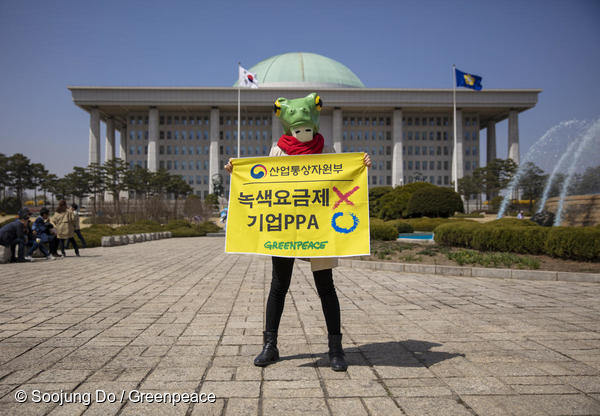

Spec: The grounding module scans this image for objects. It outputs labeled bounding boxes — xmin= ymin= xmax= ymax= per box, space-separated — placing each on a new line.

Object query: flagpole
xmin=237 ymin=63 xmax=241 ymax=158
xmin=452 ymin=64 xmax=458 ymax=193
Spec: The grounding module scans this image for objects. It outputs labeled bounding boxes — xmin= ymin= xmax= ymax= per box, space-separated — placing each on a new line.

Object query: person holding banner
xmin=225 ymin=93 xmax=371 ymax=372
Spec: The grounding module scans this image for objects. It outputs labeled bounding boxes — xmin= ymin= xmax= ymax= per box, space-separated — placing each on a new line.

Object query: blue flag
xmin=455 ymin=68 xmax=482 ymax=90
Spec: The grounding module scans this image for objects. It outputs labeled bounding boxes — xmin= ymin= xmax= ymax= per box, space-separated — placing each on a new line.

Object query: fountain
xmin=497 ymin=120 xmax=583 ymax=219
xmin=554 ymin=119 xmax=600 ymax=226
xmin=537 ymin=122 xmax=588 ymax=214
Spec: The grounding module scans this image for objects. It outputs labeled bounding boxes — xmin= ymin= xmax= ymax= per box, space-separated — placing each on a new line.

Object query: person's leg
xmin=313 ymin=268 xmax=347 ymax=371
xmin=313 ymin=269 xmax=341 ymax=335
xmin=255 ymin=256 xmax=295 ymax=367
xmin=9 ymin=243 xmax=17 ymax=262
xmin=265 ymin=256 xmax=295 ymax=332
xmin=70 ymin=238 xmax=80 ymax=256
xmin=49 ymin=235 xmax=60 ymax=256
xmin=15 ymin=238 xmax=27 ymax=261
xmin=75 ymin=230 xmax=87 ymax=248
xmin=59 ymin=239 xmax=66 ymax=256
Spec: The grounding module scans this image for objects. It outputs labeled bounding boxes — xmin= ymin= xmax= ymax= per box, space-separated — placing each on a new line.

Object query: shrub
xmin=386 ymin=220 xmax=414 ymax=234
xmin=470 ymin=226 xmax=549 ymax=254
xmin=376 ymin=182 xmax=436 ymax=220
xmin=370 ymin=221 xmax=398 ymax=240
xmin=369 ymin=186 xmax=393 ymax=217
xmin=165 ymin=219 xmax=191 ymax=230
xmin=0 ymin=197 xmax=21 ymax=215
xmin=434 ymin=222 xmax=480 ymax=247
xmin=405 ymin=217 xmax=458 ymax=232
xmin=484 ymin=218 xmax=539 ymax=227
xmin=407 ymin=186 xmax=464 ymax=218
xmin=545 ymin=227 xmax=600 ymax=261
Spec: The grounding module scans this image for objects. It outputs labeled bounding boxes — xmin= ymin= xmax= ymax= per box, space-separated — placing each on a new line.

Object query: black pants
xmin=2 ymin=238 xmax=25 ymax=260
xmin=66 ymin=230 xmax=86 ymax=249
xmin=266 ymin=256 xmax=341 ymax=335
xmin=59 ymin=238 xmax=79 ymax=255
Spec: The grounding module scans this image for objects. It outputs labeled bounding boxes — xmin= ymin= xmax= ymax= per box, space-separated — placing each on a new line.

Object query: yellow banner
xmin=225 ymin=152 xmax=370 ymax=257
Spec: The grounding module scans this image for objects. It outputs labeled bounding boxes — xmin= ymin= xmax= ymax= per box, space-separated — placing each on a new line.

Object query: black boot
xmin=254 ymin=331 xmax=279 ymax=367
xmin=328 ymin=334 xmax=348 ymax=372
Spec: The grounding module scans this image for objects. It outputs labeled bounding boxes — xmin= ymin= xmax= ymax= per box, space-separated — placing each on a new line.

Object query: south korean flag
xmin=238 ymin=65 xmax=259 ymax=88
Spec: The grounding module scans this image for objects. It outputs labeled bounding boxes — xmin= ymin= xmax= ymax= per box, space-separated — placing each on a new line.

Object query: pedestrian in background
xmin=0 ymin=208 xmax=31 ymax=263
xmin=67 ymin=203 xmax=86 ymax=249
xmin=51 ymin=200 xmax=79 ymax=257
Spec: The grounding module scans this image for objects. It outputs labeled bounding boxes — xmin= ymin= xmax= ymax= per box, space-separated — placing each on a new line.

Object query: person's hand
xmin=363 ymin=153 xmax=372 ymax=168
xmin=224 ymin=158 xmax=233 ymax=174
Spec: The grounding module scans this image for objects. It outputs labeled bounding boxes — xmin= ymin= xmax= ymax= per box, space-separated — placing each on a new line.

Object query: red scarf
xmin=277 ymin=133 xmax=324 ymax=155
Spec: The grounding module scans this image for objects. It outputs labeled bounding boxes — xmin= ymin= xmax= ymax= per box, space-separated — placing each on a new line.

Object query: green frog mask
xmin=273 ymin=93 xmax=323 ymax=141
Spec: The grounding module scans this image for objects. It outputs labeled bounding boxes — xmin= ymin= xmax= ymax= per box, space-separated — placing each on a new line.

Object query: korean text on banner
xmin=225 ymin=152 xmax=370 ymax=258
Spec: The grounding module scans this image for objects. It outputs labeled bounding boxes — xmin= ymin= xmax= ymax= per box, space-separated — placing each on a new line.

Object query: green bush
xmin=407 ymin=186 xmax=464 ymax=218
xmin=405 ymin=217 xmax=454 ymax=231
xmin=434 ymin=222 xmax=480 ymax=247
xmin=0 ymin=197 xmax=21 ymax=215
xmin=369 ymin=186 xmax=393 ymax=217
xmin=376 ymin=182 xmax=435 ymax=220
xmin=434 ymin=221 xmax=600 ymax=261
xmin=370 ymin=221 xmax=398 ymax=240
xmin=545 ymin=227 xmax=600 ymax=261
xmin=165 ymin=219 xmax=191 ymax=230
xmin=471 ymin=226 xmax=549 ymax=254
xmin=484 ymin=218 xmax=539 ymax=227
xmin=386 ymin=220 xmax=414 ymax=234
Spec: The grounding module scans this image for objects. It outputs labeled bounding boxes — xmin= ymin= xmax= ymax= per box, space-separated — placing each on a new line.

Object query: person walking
xmin=66 ymin=203 xmax=87 ymax=249
xmin=225 ymin=93 xmax=371 ymax=372
xmin=51 ymin=200 xmax=79 ymax=257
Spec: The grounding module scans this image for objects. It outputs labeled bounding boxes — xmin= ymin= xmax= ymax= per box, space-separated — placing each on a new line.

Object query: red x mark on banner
xmin=332 ymin=186 xmax=360 ymax=209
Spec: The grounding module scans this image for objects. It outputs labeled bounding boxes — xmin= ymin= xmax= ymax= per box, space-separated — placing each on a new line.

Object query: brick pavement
xmin=0 ymin=237 xmax=599 ymax=416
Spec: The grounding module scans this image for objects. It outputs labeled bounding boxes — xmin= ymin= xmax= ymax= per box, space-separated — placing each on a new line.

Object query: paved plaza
xmin=1 ymin=237 xmax=599 ymax=416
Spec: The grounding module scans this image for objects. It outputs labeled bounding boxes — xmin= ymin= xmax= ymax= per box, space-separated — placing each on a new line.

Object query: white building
xmin=69 ymin=52 xmax=540 ymax=198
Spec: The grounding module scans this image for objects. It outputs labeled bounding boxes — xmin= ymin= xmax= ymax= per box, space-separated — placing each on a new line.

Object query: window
xmin=174 ymin=161 xmax=179 ymax=170
xmin=159 ymin=146 xmax=164 ymax=155
xmin=437 ymin=161 xmax=442 ymax=170
xmin=408 ymin=161 xmax=413 ymax=170
xmin=444 ymin=146 xmax=449 ymax=155
xmin=415 ymin=146 xmax=420 ymax=155
xmin=430 ymin=161 xmax=434 ymax=170
xmin=408 ymin=131 xmax=413 ymax=140
xmin=444 ymin=131 xmax=448 ymax=141
xmin=137 ymin=146 xmax=142 ymax=155
xmin=407 ymin=146 xmax=412 ymax=155
xmin=182 ymin=147 xmax=186 ymax=155
xmin=465 ymin=161 xmax=471 ymax=170
xmin=436 ymin=146 xmax=441 ymax=156
xmin=444 ymin=176 xmax=449 ymax=185
xmin=444 ymin=161 xmax=449 ymax=170
xmin=129 ymin=146 xmax=134 ymax=155
xmin=437 ymin=132 xmax=441 ymax=141
xmin=407 ymin=117 xmax=413 ymax=126
xmin=415 ymin=161 xmax=420 ymax=170
xmin=160 ymin=131 xmax=164 ymax=140
xmin=429 ymin=132 xmax=434 ymax=141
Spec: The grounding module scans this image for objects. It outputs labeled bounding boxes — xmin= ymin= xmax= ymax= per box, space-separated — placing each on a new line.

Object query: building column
xmin=508 ymin=110 xmax=520 ymax=164
xmin=391 ymin=108 xmax=403 ymax=187
xmin=119 ymin=126 xmax=127 ymax=163
xmin=452 ymin=109 xmax=464 ymax=186
xmin=89 ymin=108 xmax=100 ymax=166
xmin=332 ymin=108 xmax=342 ymax=153
xmin=148 ymin=107 xmax=159 ymax=172
xmin=271 ymin=112 xmax=283 ymax=146
xmin=486 ymin=121 xmax=496 ymax=164
xmin=105 ymin=118 xmax=115 ymax=162
xmin=209 ymin=107 xmax=220 ymax=194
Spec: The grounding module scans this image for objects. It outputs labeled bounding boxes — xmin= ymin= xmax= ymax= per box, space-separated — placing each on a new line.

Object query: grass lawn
xmin=360 ymin=240 xmax=600 ymax=273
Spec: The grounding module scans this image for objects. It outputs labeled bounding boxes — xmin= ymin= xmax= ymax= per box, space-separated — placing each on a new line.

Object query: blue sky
xmin=0 ymin=0 xmax=598 ymax=176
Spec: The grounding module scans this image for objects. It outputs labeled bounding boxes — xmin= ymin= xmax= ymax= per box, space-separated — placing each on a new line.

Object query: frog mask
xmin=273 ymin=93 xmax=323 ymax=142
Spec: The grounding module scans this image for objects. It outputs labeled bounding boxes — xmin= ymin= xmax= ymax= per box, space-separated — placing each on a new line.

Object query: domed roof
xmin=234 ymin=52 xmax=365 ymax=88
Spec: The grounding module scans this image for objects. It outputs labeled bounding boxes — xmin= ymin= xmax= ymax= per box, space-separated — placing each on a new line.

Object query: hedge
xmin=407 ymin=186 xmax=464 ymax=218
xmin=386 ymin=220 xmax=414 ymax=234
xmin=370 ymin=220 xmax=397 ymax=240
xmin=434 ymin=222 xmax=600 ymax=261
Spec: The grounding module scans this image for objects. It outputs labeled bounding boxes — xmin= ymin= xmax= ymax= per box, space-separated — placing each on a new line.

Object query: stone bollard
xmin=144 ymin=233 xmax=152 ymax=241
xmin=121 ymin=235 xmax=129 ymax=245
xmin=101 ymin=236 xmax=114 ymax=247
xmin=113 ymin=235 xmax=123 ymax=246
xmin=0 ymin=245 xmax=11 ymax=264
xmin=135 ymin=234 xmax=143 ymax=243
xmin=166 ymin=231 xmax=172 ymax=238
xmin=127 ymin=234 xmax=136 ymax=244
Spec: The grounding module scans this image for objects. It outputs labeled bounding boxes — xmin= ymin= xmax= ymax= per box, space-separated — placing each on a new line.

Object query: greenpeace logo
xmin=264 ymin=240 xmax=328 ymax=250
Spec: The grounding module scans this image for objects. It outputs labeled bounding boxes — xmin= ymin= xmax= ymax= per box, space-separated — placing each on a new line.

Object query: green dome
xmin=234 ymin=52 xmax=365 ymax=88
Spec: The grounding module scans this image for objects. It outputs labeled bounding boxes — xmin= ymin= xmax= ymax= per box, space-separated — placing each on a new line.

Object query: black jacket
xmin=0 ymin=220 xmax=26 ymax=246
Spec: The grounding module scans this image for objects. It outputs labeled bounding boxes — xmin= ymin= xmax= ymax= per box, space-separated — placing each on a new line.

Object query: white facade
xmin=69 ymin=87 xmax=540 ymax=199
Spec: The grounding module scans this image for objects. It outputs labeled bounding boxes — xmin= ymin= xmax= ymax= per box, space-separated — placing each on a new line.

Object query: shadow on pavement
xmin=286 ymin=340 xmax=464 ymax=368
